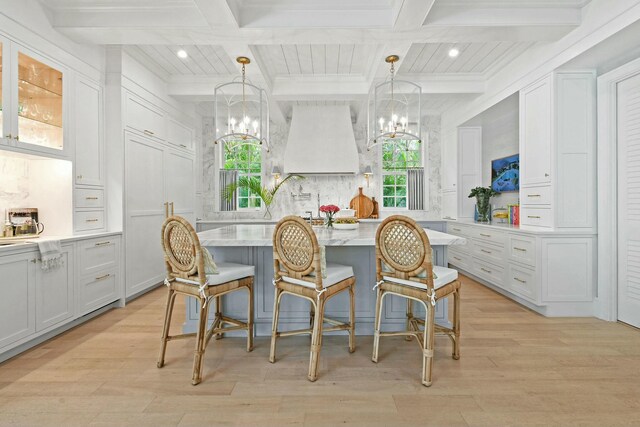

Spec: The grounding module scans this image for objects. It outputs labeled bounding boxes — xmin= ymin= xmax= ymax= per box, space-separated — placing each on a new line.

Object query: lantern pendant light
xmin=213 ymin=56 xmax=270 ymax=151
xmin=367 ymin=54 xmax=421 ymax=150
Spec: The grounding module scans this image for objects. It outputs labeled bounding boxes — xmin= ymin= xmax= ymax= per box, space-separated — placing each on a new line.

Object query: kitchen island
xmin=183 ymin=223 xmax=466 ymax=335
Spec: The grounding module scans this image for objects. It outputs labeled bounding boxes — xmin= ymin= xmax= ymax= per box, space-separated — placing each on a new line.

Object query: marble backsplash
xmin=200 ymin=115 xmax=442 ymax=221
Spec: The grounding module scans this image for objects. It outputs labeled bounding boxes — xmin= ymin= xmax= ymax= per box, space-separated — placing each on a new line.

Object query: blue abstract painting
xmin=491 ymin=154 xmax=519 ymax=192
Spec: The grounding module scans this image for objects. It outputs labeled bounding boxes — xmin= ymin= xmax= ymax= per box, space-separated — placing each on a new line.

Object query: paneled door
xmin=125 ymin=132 xmax=166 ymax=297
xmin=617 ymin=72 xmax=640 ymax=328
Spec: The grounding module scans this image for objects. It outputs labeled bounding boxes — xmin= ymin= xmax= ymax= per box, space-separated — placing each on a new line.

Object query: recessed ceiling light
xmin=448 ymin=48 xmax=459 ymax=58
xmin=177 ymin=49 xmax=188 ymax=59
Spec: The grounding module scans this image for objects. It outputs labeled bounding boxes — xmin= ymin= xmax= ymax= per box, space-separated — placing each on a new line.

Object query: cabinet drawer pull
xmin=179 ymin=144 xmax=187 ymax=148
xmin=480 ymin=249 xmax=492 ymax=254
xmin=480 ymin=267 xmax=492 ymax=274
xmin=527 ymin=194 xmax=541 ymax=197
xmin=479 ymin=233 xmax=491 ymax=238
xmin=453 ymin=256 xmax=462 ymax=261
xmin=86 ymin=219 xmax=99 ymax=223
xmin=513 ymin=277 xmax=527 ymax=284
xmin=85 ymin=196 xmax=99 ymax=200
xmin=143 ymin=129 xmax=155 ymax=135
xmin=527 ymin=215 xmax=541 ymax=219
xmin=513 ymin=247 xmax=527 ymax=252
xmin=452 ymin=228 xmax=461 ymax=232
xmin=95 ymin=273 xmax=111 ymax=281
xmin=30 ymin=259 xmax=37 ymax=263
xmin=94 ymin=241 xmax=111 ymax=247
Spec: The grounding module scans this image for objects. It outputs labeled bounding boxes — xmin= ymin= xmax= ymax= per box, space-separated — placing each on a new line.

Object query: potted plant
xmin=468 ymin=186 xmax=499 ymax=223
xmin=224 ymin=174 xmax=303 ymax=219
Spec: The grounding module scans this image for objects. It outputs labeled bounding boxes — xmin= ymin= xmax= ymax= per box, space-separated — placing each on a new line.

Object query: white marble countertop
xmin=445 ymin=219 xmax=597 ymax=235
xmin=198 ymin=223 xmax=466 ymax=247
xmin=0 ymin=231 xmax=122 ymax=255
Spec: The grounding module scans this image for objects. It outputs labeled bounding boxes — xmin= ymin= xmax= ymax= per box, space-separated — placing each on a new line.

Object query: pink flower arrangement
xmin=319 ymin=204 xmax=340 ymax=214
xmin=319 ymin=205 xmax=340 ymax=228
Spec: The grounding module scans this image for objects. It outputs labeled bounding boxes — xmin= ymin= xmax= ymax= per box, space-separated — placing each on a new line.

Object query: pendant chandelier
xmin=367 ymin=55 xmax=421 ymax=150
xmin=214 ymin=56 xmax=270 ymax=151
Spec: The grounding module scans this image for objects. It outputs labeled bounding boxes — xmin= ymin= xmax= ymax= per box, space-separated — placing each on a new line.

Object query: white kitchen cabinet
xmin=520 ymin=76 xmax=553 ymax=186
xmin=124 ymin=131 xmax=194 ymax=298
xmin=124 ymin=92 xmax=165 ymax=142
xmin=76 ymin=236 xmax=121 ymax=316
xmin=446 ymin=222 xmax=595 ymax=315
xmin=441 ymin=191 xmax=457 ymax=220
xmin=519 ymin=72 xmax=596 ymax=231
xmin=457 ymin=127 xmax=482 ymax=219
xmin=74 ymin=76 xmax=104 ymax=186
xmin=167 ymin=118 xmax=194 ymax=151
xmin=441 ymin=129 xmax=457 ymax=191
xmin=0 ymin=40 xmax=69 ymax=158
xmin=36 ymin=245 xmax=74 ymax=331
xmin=0 ymin=251 xmax=36 ymax=349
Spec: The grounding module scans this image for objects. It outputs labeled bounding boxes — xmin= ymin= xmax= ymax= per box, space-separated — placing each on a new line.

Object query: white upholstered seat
xmin=282 ymin=263 xmax=354 ymax=288
xmin=383 ymin=265 xmax=458 ymax=290
xmin=206 ymin=262 xmax=255 ymax=286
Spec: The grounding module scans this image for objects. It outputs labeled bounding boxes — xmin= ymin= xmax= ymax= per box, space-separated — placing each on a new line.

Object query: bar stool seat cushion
xmin=282 ymin=263 xmax=354 ymax=288
xmin=383 ymin=266 xmax=458 ymax=290
xmin=207 ymin=262 xmax=255 ymax=286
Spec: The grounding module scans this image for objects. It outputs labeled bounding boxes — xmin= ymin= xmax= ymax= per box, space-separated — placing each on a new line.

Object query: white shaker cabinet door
xmin=36 ymin=246 xmax=74 ymax=331
xmin=0 ymin=252 xmax=36 ymax=349
xmin=75 ymin=77 xmax=104 ymax=186
xmin=164 ymin=148 xmax=195 ymax=220
xmin=125 ymin=133 xmax=166 ymax=297
xmin=520 ymin=76 xmax=552 ymax=186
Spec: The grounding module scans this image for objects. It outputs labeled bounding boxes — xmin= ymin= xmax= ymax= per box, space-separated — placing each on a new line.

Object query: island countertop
xmin=198 ymin=223 xmax=467 ymax=247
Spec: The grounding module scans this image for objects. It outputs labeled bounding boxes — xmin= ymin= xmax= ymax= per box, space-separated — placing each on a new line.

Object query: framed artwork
xmin=491 ymin=153 xmax=519 ymax=192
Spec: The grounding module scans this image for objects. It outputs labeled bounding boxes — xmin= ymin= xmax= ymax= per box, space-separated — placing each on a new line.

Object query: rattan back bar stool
xmin=372 ymin=215 xmax=461 ymax=386
xmin=270 ymin=216 xmax=356 ymax=381
xmin=158 ymin=216 xmax=254 ymax=385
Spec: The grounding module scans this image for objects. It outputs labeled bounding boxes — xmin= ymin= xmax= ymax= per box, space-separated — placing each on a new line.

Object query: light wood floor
xmin=1 ymin=275 xmax=640 ymax=427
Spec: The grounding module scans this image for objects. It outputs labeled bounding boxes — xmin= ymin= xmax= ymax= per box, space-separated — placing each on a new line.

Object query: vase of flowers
xmin=468 ymin=186 xmax=499 ymax=223
xmin=319 ymin=204 xmax=340 ymax=228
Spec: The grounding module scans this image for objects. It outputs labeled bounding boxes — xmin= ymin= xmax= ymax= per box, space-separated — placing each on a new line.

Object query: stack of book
xmin=508 ymin=204 xmax=520 ymax=226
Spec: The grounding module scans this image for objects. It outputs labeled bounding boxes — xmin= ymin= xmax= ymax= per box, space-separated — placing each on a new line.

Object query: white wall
xmin=0 ymin=151 xmax=72 ymax=236
xmin=200 ymin=115 xmax=442 ymax=220
xmin=465 ymin=94 xmax=520 ymax=208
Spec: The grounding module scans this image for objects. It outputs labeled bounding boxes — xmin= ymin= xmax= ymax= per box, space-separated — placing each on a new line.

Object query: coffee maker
xmin=7 ymin=208 xmax=44 ymax=236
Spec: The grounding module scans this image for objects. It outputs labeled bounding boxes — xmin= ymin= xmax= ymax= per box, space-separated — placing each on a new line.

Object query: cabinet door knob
xmin=5 ymin=134 xmax=12 ymax=139
xmin=544 ymin=173 xmax=549 ymax=177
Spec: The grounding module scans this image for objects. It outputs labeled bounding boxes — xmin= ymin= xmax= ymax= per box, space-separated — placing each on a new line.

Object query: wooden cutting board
xmin=349 ymin=187 xmax=374 ymax=219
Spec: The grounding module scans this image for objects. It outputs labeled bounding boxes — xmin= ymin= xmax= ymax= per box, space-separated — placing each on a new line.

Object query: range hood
xmin=283 ymin=105 xmax=359 ymax=174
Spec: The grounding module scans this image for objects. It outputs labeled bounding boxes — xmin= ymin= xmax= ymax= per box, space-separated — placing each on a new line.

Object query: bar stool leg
xmin=192 ymin=297 xmax=211 ymax=385
xmin=214 ymin=296 xmax=224 ymax=340
xmin=372 ymin=288 xmax=384 ymax=363
xmin=269 ymin=288 xmax=283 ymax=363
xmin=157 ymin=289 xmax=177 ymax=368
xmin=247 ymin=282 xmax=254 ymax=352
xmin=421 ymin=302 xmax=436 ymax=387
xmin=308 ymin=297 xmax=325 ymax=382
xmin=348 ymin=283 xmax=356 ymax=353
xmin=405 ymin=299 xmax=414 ymax=341
xmin=453 ymin=288 xmax=461 ymax=360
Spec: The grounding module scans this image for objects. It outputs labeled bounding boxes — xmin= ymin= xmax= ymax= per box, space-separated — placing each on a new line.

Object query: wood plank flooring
xmin=1 ymin=275 xmax=640 ymax=426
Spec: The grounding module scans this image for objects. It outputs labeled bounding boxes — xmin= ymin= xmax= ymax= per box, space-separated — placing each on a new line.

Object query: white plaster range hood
xmin=284 ymin=105 xmax=359 ymax=174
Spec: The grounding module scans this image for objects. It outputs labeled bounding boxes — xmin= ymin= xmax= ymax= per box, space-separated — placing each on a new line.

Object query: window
xmin=381 ymin=139 xmax=422 ymax=208
xmin=223 ymin=143 xmax=262 ymax=209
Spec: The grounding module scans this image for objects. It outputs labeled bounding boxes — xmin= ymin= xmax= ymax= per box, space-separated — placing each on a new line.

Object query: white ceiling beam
xmin=52 ymin=24 xmax=577 ymax=45
xmin=424 ymin=4 xmax=582 ymax=27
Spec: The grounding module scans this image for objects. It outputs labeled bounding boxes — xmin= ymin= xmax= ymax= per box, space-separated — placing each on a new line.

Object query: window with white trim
xmin=223 ymin=142 xmax=262 ymax=209
xmin=381 ymin=139 xmax=422 ymax=208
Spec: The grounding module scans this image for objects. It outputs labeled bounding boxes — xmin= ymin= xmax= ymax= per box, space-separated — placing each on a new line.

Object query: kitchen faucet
xmin=317 ymin=193 xmax=321 ymax=218
xmin=304 ymin=211 xmax=313 ymax=224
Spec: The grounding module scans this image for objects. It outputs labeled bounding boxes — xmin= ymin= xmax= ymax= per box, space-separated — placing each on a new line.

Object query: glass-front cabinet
xmin=1 ymin=39 xmax=66 ymax=156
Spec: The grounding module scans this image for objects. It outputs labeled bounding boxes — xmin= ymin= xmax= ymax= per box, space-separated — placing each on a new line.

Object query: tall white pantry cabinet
xmin=106 ymin=52 xmax=197 ymax=299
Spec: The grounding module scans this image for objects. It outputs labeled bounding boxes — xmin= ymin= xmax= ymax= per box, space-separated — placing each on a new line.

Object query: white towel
xmin=37 ymin=240 xmax=63 ymax=271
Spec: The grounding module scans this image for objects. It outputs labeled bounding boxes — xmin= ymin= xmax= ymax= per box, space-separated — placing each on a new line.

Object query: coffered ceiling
xmin=38 ymin=0 xmax=593 ymax=122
